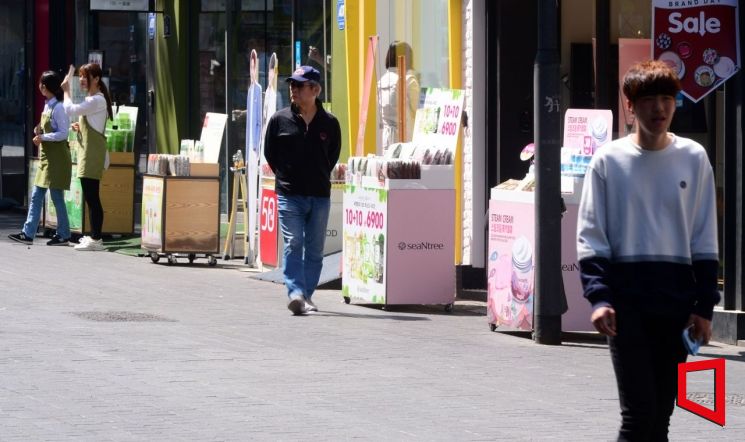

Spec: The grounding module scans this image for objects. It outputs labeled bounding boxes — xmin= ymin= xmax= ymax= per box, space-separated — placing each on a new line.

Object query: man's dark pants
xmin=608 ymin=308 xmax=689 ymax=441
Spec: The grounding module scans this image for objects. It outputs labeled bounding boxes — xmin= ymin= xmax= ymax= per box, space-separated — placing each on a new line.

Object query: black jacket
xmin=264 ymin=99 xmax=342 ymax=197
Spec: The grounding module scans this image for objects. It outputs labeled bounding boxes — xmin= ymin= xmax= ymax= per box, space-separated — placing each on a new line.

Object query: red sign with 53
xmin=653 ymin=0 xmax=740 ymax=102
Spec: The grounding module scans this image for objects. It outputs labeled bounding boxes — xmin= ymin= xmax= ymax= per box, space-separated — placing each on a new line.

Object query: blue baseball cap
xmin=286 ymin=66 xmax=321 ymax=83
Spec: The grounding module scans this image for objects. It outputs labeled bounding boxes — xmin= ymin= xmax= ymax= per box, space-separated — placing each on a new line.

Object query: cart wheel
xmin=167 ymin=254 xmax=177 ymax=265
xmin=444 ymin=303 xmax=454 ymax=313
xmin=343 ymin=296 xmax=351 ymax=304
xmin=149 ymin=252 xmax=160 ymax=263
xmin=223 ymin=254 xmax=231 ymax=261
xmin=490 ymin=323 xmax=498 ymax=332
xmin=188 ymin=254 xmax=196 ymax=264
xmin=207 ymin=255 xmax=218 ymax=267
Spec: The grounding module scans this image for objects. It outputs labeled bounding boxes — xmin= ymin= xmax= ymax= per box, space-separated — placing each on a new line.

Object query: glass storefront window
xmin=198 ymin=12 xmax=227 ymax=121
xmin=377 ymin=0 xmax=450 ymax=91
xmin=91 ymin=12 xmax=148 ymax=155
xmin=376 ymin=0 xmax=450 ymax=146
xmin=0 ymin=0 xmax=27 ymax=148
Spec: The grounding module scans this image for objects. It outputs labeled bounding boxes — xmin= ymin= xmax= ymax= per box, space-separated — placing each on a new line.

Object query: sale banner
xmin=258 ymin=187 xmax=279 ymax=267
xmin=342 ymin=184 xmax=388 ymax=304
xmin=653 ymin=0 xmax=740 ymax=102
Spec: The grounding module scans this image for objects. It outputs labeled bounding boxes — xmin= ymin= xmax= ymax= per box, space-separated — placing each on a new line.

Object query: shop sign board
xmin=90 ymin=0 xmax=150 ymax=11
xmin=337 ymin=0 xmax=345 ymax=30
xmin=412 ymin=88 xmax=465 ymax=153
xmin=258 ymin=187 xmax=279 ymax=267
xmin=342 ymin=185 xmax=388 ymax=304
xmin=199 ymin=112 xmax=227 ymax=164
xmin=563 ymin=109 xmax=613 ymax=155
xmin=148 ymin=13 xmax=156 ymax=40
xmin=141 ymin=176 xmax=164 ymax=249
xmin=487 ymin=197 xmax=535 ymax=331
xmin=652 ymin=0 xmax=741 ymax=102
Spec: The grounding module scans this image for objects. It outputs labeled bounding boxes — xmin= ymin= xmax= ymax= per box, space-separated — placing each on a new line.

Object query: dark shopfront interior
xmin=484 ymin=0 xmax=745 ymax=343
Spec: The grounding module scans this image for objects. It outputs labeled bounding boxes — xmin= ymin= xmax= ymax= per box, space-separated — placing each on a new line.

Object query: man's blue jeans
xmin=277 ymin=194 xmax=330 ymax=299
xmin=23 ymin=185 xmax=70 ymax=240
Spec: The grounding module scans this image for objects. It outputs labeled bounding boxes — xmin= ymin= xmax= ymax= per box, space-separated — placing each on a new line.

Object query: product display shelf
xmin=342 ymin=166 xmax=456 ymax=311
xmin=140 ymin=163 xmax=220 ymax=266
xmin=42 ymin=149 xmax=135 ymax=236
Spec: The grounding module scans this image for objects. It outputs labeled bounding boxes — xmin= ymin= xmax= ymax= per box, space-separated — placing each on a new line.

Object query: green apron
xmin=78 ymin=114 xmax=107 ymax=180
xmin=34 ymin=101 xmax=72 ymax=190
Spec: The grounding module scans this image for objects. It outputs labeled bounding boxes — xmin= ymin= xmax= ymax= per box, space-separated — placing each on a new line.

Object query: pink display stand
xmin=342 ymin=175 xmax=456 ymax=310
xmin=487 ymin=187 xmax=593 ymax=332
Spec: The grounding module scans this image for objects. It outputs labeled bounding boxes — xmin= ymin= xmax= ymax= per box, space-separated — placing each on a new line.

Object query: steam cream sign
xmin=653 ymin=0 xmax=740 ymax=102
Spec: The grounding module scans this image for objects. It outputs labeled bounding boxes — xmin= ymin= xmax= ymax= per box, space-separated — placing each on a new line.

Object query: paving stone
xmin=1 ymin=210 xmax=744 ymax=440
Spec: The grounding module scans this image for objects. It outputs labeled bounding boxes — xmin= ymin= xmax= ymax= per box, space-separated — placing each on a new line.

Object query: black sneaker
xmin=8 ymin=232 xmax=33 ymax=245
xmin=46 ymin=235 xmax=69 ymax=246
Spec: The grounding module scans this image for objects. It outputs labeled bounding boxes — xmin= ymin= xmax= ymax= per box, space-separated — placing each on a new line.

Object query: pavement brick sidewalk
xmin=1 ymin=210 xmax=744 ymax=440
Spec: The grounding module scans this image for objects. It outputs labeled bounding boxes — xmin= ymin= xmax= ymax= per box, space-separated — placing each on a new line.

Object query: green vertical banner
xmin=65 ymin=166 xmax=84 ymax=231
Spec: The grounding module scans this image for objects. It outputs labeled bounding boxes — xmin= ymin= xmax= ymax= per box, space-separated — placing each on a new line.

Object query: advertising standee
xmin=342 ymin=186 xmax=388 ymax=304
xmin=652 ymin=0 xmax=740 ymax=102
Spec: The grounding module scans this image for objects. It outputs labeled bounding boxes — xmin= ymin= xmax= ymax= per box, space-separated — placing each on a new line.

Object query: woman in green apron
xmin=61 ymin=63 xmax=113 ymax=251
xmin=8 ymin=71 xmax=72 ymax=246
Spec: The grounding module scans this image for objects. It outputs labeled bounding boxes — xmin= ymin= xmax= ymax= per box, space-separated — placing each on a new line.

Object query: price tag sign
xmin=342 ymin=185 xmax=388 ymax=303
xmin=412 ymin=88 xmax=465 ymax=153
xmin=258 ymin=188 xmax=279 ymax=266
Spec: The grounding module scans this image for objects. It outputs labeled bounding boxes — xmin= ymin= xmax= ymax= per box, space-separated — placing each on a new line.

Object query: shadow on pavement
xmin=300 ymin=311 xmax=431 ymax=321
xmin=698 ymin=348 xmax=745 ymax=363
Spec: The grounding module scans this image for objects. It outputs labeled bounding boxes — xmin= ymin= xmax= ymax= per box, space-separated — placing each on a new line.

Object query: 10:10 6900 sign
xmin=345 ymin=209 xmax=385 ymax=229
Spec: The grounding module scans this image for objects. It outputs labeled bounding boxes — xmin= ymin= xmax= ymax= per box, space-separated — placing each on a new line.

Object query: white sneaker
xmin=304 ymin=298 xmax=318 ymax=312
xmin=74 ymin=238 xmax=105 ymax=251
xmin=71 ymin=235 xmax=92 ymax=247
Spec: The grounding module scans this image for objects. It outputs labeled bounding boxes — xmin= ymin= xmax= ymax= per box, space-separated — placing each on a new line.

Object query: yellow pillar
xmin=344 ymin=0 xmax=377 ymax=157
xmin=448 ymin=0 xmax=463 ymax=264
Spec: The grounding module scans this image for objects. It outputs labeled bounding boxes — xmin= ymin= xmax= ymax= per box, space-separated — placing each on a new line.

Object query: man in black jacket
xmin=264 ymin=66 xmax=342 ymax=315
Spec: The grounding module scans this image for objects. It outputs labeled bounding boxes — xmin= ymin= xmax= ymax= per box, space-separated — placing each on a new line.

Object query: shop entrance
xmin=197 ymin=0 xmax=332 ymax=211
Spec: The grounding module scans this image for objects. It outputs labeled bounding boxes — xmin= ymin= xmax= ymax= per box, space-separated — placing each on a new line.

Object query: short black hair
xmin=622 ymin=60 xmax=681 ymax=103
xmin=39 ymin=71 xmax=63 ymax=101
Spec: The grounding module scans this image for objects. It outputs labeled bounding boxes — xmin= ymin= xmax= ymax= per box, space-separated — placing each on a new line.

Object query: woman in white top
xmin=61 ymin=63 xmax=113 ymax=251
xmin=378 ymin=41 xmax=420 ymax=149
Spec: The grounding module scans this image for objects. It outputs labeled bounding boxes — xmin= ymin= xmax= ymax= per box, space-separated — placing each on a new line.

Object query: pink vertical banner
xmin=618 ymin=39 xmax=652 ymax=134
xmin=355 ymin=35 xmax=378 ymax=157
xmin=487 ymin=196 xmax=536 ymax=331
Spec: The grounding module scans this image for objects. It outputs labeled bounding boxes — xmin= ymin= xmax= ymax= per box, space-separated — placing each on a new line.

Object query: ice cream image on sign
xmin=590 ymin=116 xmax=608 ymax=150
xmin=510 ymin=236 xmax=534 ymax=303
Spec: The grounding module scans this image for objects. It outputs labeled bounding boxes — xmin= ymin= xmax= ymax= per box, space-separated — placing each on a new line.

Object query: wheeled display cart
xmin=141 ymin=164 xmax=220 ymax=266
xmin=342 ymin=167 xmax=456 ymax=311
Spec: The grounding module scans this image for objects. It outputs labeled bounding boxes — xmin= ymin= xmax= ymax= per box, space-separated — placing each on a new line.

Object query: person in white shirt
xmin=61 ymin=63 xmax=113 ymax=251
xmin=377 ymin=41 xmax=420 ymax=149
xmin=577 ymin=60 xmax=719 ymax=440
